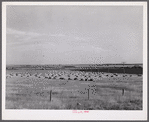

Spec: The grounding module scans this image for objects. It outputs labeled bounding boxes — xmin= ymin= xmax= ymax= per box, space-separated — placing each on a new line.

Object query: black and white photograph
xmin=2 ymin=2 xmax=147 ymax=120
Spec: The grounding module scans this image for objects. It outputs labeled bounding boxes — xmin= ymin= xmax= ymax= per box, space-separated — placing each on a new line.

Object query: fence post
xmin=88 ymin=89 xmax=89 ymax=100
xmin=50 ymin=90 xmax=52 ymax=101
xmin=122 ymin=89 xmax=124 ymax=96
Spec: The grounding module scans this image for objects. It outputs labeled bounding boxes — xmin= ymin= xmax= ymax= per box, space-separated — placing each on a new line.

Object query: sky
xmin=6 ymin=5 xmax=143 ymax=65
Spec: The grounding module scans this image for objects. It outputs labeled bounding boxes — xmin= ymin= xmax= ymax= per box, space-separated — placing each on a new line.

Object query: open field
xmin=6 ymin=69 xmax=142 ymax=110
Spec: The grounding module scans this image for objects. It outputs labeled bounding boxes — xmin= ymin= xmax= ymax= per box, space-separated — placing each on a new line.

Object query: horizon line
xmin=6 ymin=63 xmax=143 ymax=65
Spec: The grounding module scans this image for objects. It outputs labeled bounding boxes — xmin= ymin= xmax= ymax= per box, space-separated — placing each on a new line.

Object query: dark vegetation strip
xmin=6 ymin=67 xmax=142 ymax=74
xmin=72 ymin=67 xmax=142 ymax=74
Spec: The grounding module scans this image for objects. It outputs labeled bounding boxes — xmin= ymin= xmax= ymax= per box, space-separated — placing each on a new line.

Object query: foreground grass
xmin=6 ymin=71 xmax=142 ymax=110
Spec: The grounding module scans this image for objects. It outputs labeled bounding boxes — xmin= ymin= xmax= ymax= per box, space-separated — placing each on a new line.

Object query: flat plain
xmin=6 ymin=68 xmax=142 ymax=110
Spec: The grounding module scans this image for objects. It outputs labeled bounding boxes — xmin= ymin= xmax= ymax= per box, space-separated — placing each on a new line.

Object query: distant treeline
xmin=6 ymin=65 xmax=142 ymax=74
xmin=72 ymin=66 xmax=142 ymax=74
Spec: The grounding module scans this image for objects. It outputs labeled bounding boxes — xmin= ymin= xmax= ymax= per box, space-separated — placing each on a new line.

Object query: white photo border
xmin=2 ymin=2 xmax=148 ymax=120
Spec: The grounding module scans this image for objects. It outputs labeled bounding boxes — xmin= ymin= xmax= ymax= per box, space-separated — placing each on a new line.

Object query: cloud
xmin=49 ymin=33 xmax=66 ymax=37
xmin=7 ymin=28 xmax=42 ymax=36
xmin=7 ymin=28 xmax=47 ymax=42
xmin=90 ymin=45 xmax=110 ymax=52
xmin=75 ymin=45 xmax=110 ymax=53
xmin=7 ymin=28 xmax=25 ymax=35
xmin=75 ymin=37 xmax=86 ymax=41
xmin=7 ymin=28 xmax=68 ymax=42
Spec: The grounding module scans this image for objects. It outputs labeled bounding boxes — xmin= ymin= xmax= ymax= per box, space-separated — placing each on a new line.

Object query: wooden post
xmin=88 ymin=89 xmax=89 ymax=99
xmin=122 ymin=89 xmax=124 ymax=96
xmin=50 ymin=90 xmax=52 ymax=101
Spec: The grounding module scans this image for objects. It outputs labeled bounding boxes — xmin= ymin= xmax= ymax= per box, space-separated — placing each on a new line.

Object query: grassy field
xmin=6 ymin=70 xmax=142 ymax=110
